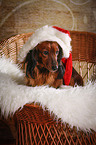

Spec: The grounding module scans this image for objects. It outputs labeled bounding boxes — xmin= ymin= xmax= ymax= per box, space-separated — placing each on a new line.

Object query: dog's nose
xmin=52 ymin=65 xmax=58 ymax=71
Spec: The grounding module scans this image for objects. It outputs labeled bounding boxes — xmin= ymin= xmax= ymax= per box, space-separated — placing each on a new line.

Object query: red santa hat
xmin=18 ymin=25 xmax=72 ymax=85
xmin=18 ymin=25 xmax=72 ymax=61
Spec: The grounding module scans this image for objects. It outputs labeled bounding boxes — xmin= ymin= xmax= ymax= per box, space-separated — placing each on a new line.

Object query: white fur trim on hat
xmin=18 ymin=25 xmax=72 ymax=62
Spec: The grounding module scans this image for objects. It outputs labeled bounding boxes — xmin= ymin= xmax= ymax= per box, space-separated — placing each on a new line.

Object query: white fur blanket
xmin=0 ymin=57 xmax=96 ymax=132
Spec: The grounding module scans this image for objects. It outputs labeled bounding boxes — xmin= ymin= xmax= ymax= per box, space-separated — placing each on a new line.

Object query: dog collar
xmin=18 ymin=25 xmax=72 ymax=62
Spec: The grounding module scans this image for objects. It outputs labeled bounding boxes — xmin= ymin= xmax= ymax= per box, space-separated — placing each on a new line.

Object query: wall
xmin=0 ymin=0 xmax=96 ymax=42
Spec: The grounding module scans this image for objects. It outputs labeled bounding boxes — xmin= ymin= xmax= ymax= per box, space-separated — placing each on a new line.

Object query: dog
xmin=23 ymin=41 xmax=83 ymax=88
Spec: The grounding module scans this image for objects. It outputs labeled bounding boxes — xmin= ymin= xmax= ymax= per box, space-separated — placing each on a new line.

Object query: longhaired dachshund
xmin=23 ymin=41 xmax=83 ymax=88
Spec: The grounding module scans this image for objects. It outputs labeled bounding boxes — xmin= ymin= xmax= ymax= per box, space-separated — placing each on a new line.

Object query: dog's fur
xmin=70 ymin=67 xmax=83 ymax=86
xmin=23 ymin=41 xmax=83 ymax=88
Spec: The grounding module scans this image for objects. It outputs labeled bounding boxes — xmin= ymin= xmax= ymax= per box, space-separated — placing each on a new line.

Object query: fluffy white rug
xmin=0 ymin=57 xmax=96 ymax=132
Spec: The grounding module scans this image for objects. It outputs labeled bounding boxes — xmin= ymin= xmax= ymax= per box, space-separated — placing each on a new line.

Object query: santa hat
xmin=18 ymin=25 xmax=72 ymax=62
xmin=18 ymin=25 xmax=72 ymax=85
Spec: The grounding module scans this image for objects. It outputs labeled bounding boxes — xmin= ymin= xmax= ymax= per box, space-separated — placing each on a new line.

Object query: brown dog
xmin=23 ymin=41 xmax=83 ymax=88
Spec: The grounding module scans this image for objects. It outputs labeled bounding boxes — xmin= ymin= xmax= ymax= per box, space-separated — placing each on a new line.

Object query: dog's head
xmin=35 ymin=41 xmax=63 ymax=71
xmin=24 ymin=41 xmax=63 ymax=78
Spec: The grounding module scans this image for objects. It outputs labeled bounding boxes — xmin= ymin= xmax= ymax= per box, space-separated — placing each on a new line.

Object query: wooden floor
xmin=0 ymin=118 xmax=16 ymax=145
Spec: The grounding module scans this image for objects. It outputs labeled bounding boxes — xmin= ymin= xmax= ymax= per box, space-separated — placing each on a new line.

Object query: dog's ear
xmin=57 ymin=64 xmax=65 ymax=79
xmin=24 ymin=48 xmax=37 ymax=79
xmin=57 ymin=45 xmax=65 ymax=79
xmin=57 ymin=45 xmax=63 ymax=65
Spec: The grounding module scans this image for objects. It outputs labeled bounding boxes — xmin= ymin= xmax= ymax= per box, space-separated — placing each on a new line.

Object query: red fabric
xmin=53 ymin=26 xmax=72 ymax=85
xmin=52 ymin=26 xmax=70 ymax=37
xmin=61 ymin=53 xmax=72 ymax=85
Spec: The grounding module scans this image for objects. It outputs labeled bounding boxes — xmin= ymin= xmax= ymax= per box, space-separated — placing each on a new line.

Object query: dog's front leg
xmin=51 ymin=65 xmax=65 ymax=88
xmin=51 ymin=78 xmax=63 ymax=88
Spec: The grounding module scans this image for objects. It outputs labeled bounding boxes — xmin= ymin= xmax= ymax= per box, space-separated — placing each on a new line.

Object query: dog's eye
xmin=56 ymin=51 xmax=59 ymax=55
xmin=43 ymin=51 xmax=49 ymax=55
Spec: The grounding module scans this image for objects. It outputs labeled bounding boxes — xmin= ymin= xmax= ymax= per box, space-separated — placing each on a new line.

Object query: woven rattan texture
xmin=0 ymin=33 xmax=32 ymax=63
xmin=15 ymin=104 xmax=54 ymax=124
xmin=16 ymin=123 xmax=96 ymax=145
xmin=0 ymin=31 xmax=96 ymax=145
xmin=70 ymin=31 xmax=96 ymax=63
xmin=14 ymin=104 xmax=96 ymax=145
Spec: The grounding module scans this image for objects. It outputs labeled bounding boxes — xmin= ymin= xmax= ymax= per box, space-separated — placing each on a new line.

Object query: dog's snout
xmin=52 ymin=65 xmax=58 ymax=71
xmin=51 ymin=57 xmax=58 ymax=71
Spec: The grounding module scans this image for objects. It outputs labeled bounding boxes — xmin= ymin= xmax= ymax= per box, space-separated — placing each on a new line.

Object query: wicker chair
xmin=0 ymin=31 xmax=96 ymax=145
